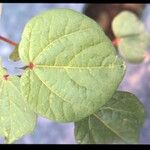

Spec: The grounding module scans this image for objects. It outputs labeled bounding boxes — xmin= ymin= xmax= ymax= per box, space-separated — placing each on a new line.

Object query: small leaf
xmin=0 ymin=61 xmax=36 ymax=143
xmin=10 ymin=44 xmax=20 ymax=61
xmin=112 ymin=11 xmax=150 ymax=63
xmin=74 ymin=91 xmax=145 ymax=144
xmin=10 ymin=45 xmax=19 ymax=61
xmin=19 ymin=8 xmax=126 ymax=122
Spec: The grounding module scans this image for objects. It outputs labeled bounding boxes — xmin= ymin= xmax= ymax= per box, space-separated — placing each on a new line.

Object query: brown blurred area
xmin=83 ymin=4 xmax=145 ymax=40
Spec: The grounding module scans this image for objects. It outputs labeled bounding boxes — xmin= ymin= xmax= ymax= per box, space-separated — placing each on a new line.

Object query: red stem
xmin=3 ymin=74 xmax=9 ymax=81
xmin=0 ymin=35 xmax=17 ymax=46
xmin=28 ymin=62 xmax=35 ymax=70
xmin=112 ymin=38 xmax=121 ymax=46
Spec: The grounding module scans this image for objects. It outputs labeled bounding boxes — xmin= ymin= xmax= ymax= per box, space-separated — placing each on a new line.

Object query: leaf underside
xmin=112 ymin=11 xmax=150 ymax=63
xmin=0 ymin=63 xmax=36 ymax=144
xmin=19 ymin=8 xmax=125 ymax=122
xmin=74 ymin=91 xmax=145 ymax=144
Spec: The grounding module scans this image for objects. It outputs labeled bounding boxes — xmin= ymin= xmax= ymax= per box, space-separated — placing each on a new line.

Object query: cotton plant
xmin=0 ymin=8 xmax=147 ymax=144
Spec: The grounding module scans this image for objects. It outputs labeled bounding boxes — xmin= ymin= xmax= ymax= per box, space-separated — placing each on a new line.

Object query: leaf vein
xmin=33 ymin=71 xmax=72 ymax=105
xmin=33 ymin=27 xmax=92 ymax=62
xmin=93 ymin=113 xmax=128 ymax=143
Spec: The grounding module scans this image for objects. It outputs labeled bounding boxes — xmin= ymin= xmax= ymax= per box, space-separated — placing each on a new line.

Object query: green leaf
xmin=74 ymin=91 xmax=145 ymax=144
xmin=112 ymin=11 xmax=150 ymax=63
xmin=19 ymin=8 xmax=126 ymax=122
xmin=10 ymin=44 xmax=20 ymax=61
xmin=0 ymin=62 xmax=36 ymax=144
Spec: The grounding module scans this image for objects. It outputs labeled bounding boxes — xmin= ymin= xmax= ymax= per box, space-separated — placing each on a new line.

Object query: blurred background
xmin=0 ymin=3 xmax=150 ymax=144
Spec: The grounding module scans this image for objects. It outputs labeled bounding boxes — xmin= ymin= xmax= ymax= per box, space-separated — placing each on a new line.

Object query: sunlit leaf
xmin=0 ymin=61 xmax=36 ymax=143
xmin=19 ymin=8 xmax=125 ymax=122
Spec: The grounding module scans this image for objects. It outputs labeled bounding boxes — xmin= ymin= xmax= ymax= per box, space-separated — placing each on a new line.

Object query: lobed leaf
xmin=19 ymin=8 xmax=126 ymax=122
xmin=112 ymin=11 xmax=150 ymax=63
xmin=0 ymin=62 xmax=36 ymax=143
xmin=74 ymin=91 xmax=145 ymax=144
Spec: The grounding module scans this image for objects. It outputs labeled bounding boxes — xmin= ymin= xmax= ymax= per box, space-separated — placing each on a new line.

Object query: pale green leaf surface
xmin=112 ymin=11 xmax=150 ymax=63
xmin=75 ymin=91 xmax=145 ymax=144
xmin=10 ymin=44 xmax=20 ymax=61
xmin=0 ymin=63 xmax=36 ymax=143
xmin=19 ymin=9 xmax=125 ymax=122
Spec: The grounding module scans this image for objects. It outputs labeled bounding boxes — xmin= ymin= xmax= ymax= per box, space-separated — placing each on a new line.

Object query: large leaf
xmin=112 ymin=11 xmax=150 ymax=63
xmin=19 ymin=8 xmax=125 ymax=122
xmin=0 ymin=62 xmax=36 ymax=143
xmin=74 ymin=91 xmax=145 ymax=144
xmin=10 ymin=44 xmax=20 ymax=61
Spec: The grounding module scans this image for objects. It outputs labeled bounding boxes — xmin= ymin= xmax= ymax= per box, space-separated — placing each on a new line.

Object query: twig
xmin=0 ymin=35 xmax=17 ymax=46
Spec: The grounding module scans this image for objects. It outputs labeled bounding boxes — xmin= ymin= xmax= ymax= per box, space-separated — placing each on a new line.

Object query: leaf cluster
xmin=0 ymin=9 xmax=146 ymax=144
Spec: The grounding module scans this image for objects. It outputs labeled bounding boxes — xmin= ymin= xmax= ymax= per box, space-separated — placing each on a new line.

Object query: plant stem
xmin=0 ymin=35 xmax=17 ymax=46
xmin=112 ymin=38 xmax=121 ymax=46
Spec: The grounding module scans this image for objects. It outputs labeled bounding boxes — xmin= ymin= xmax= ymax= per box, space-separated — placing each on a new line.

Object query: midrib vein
xmin=36 ymin=64 xmax=123 ymax=69
xmin=93 ymin=113 xmax=127 ymax=143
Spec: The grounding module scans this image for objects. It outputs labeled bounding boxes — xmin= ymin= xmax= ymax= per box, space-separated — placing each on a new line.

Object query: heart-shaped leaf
xmin=19 ymin=9 xmax=125 ymax=122
xmin=112 ymin=11 xmax=150 ymax=63
xmin=0 ymin=62 xmax=36 ymax=143
xmin=74 ymin=91 xmax=145 ymax=144
xmin=10 ymin=44 xmax=20 ymax=61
